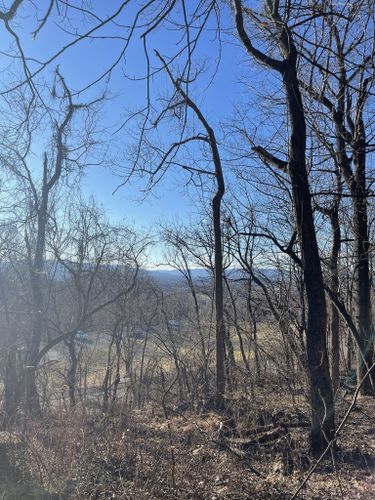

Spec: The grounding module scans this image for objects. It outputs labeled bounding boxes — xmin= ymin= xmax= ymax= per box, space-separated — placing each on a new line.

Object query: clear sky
xmin=0 ymin=1 xmax=261 ymax=264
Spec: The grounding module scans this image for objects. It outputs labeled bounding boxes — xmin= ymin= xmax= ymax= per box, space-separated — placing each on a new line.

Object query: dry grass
xmin=2 ymin=324 xmax=373 ymax=498
xmin=2 ymin=385 xmax=375 ymax=499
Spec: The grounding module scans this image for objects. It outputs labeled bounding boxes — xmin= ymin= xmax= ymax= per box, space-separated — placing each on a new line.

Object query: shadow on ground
xmin=0 ymin=443 xmax=58 ymax=500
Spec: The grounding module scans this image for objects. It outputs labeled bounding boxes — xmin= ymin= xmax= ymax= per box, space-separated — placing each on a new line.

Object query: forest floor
xmin=1 ymin=387 xmax=375 ymax=499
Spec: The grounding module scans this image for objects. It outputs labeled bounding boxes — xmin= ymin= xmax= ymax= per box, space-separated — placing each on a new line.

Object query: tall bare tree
xmin=300 ymin=2 xmax=375 ymax=393
xmin=232 ymin=0 xmax=335 ymax=453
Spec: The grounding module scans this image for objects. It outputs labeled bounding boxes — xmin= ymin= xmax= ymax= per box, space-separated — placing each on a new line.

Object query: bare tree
xmin=299 ymin=1 xmax=375 ymax=393
xmin=162 ymin=224 xmax=212 ymax=397
xmin=0 ymin=67 xmax=104 ymax=416
xmin=48 ymin=198 xmax=147 ymax=407
xmin=232 ymin=0 xmax=335 ymax=454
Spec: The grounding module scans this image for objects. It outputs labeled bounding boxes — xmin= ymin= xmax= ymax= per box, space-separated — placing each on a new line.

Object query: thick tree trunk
xmin=352 ymin=159 xmax=374 ymax=393
xmin=25 ymin=159 xmax=49 ymax=416
xmin=329 ymin=209 xmax=341 ymax=394
xmin=233 ymin=1 xmax=335 ymax=453
xmin=25 ymin=267 xmax=45 ymax=415
xmin=0 ymin=274 xmax=21 ymax=428
xmin=283 ymin=58 xmax=335 ymax=454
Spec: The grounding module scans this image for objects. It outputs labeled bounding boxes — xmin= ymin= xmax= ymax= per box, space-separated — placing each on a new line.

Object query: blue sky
xmin=2 ymin=0 xmax=369 ymax=272
xmin=18 ymin=3 xmax=238 ymax=208
xmin=0 ymin=1 xmax=266 ymax=264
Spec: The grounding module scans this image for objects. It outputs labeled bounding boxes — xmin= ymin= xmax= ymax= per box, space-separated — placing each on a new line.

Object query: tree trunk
xmin=233 ymin=0 xmax=335 ymax=452
xmin=3 ymin=346 xmax=19 ymax=428
xmin=0 ymin=273 xmax=20 ymax=428
xmin=66 ymin=339 xmax=78 ymax=408
xmin=213 ymin=178 xmax=225 ymax=407
xmin=283 ymin=56 xmax=335 ymax=454
xmin=352 ymin=145 xmax=374 ymax=393
xmin=327 ymin=205 xmax=341 ymax=395
xmin=25 ymin=156 xmax=49 ymax=416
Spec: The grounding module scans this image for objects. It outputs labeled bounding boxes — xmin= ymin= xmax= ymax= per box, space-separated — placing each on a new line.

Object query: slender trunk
xmin=103 ymin=337 xmax=114 ymax=412
xmin=213 ymin=184 xmax=225 ymax=407
xmin=111 ymin=355 xmax=121 ymax=409
xmin=330 ymin=269 xmax=341 ymax=395
xmin=0 ymin=273 xmax=20 ymax=427
xmin=247 ymin=279 xmax=260 ymax=378
xmin=331 ymin=24 xmax=374 ymax=393
xmin=224 ymin=276 xmax=251 ymax=374
xmin=187 ymin=277 xmax=209 ymax=393
xmin=155 ymin=51 xmax=226 ymax=407
xmin=223 ymin=311 xmax=236 ymax=392
xmin=329 ymin=209 xmax=341 ymax=394
xmin=138 ymin=330 xmax=149 ymax=407
xmin=66 ymin=339 xmax=78 ymax=408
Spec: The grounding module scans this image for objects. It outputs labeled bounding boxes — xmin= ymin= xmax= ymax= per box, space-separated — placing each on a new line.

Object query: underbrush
xmin=3 ymin=387 xmax=375 ymax=499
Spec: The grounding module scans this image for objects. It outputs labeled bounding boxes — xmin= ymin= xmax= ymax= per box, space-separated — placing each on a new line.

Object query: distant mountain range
xmin=145 ymin=268 xmax=211 ymax=285
xmin=145 ymin=267 xmax=277 ymax=286
xmin=0 ymin=260 xmax=276 ymax=287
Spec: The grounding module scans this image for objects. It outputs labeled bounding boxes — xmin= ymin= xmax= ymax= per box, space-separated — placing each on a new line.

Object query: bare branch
xmin=252 ymin=145 xmax=288 ymax=172
xmin=232 ymin=0 xmax=285 ymax=72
